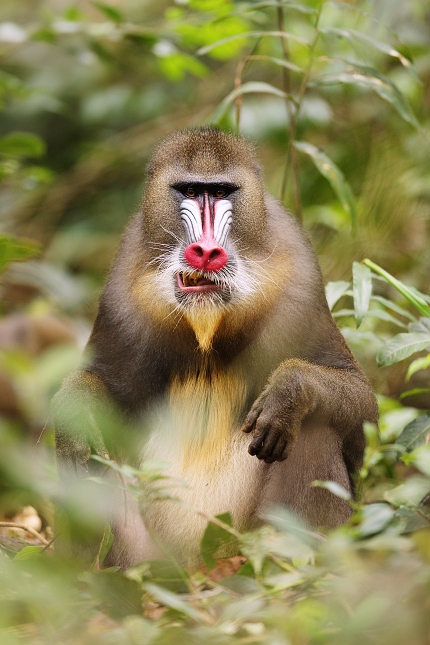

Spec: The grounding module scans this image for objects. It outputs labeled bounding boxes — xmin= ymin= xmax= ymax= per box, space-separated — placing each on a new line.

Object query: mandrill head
xmin=134 ymin=128 xmax=282 ymax=350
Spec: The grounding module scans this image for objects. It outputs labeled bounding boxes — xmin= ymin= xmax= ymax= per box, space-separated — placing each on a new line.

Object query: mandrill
xmin=53 ymin=128 xmax=378 ymax=568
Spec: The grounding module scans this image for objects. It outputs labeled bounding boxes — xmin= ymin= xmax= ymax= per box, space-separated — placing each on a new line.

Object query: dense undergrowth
xmin=0 ymin=0 xmax=430 ymax=643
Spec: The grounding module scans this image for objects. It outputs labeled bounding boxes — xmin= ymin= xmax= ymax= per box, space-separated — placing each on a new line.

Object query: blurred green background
xmin=0 ymin=1 xmax=430 ymax=643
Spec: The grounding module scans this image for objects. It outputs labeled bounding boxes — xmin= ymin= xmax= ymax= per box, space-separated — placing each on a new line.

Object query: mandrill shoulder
xmin=263 ymin=193 xmax=328 ymax=308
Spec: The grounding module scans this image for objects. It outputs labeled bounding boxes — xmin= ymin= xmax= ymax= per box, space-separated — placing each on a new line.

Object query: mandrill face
xmin=140 ymin=128 xmax=270 ymax=313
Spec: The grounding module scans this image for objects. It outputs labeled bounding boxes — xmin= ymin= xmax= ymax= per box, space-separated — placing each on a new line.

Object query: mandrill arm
xmin=52 ymin=371 xmax=113 ymax=479
xmin=242 ymin=358 xmax=378 ymax=467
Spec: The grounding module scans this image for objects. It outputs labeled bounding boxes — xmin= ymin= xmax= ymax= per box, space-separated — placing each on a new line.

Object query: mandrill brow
xmin=52 ymin=126 xmax=378 ymax=569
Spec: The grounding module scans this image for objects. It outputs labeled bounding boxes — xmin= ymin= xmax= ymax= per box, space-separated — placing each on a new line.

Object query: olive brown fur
xmin=53 ymin=127 xmax=378 ymax=568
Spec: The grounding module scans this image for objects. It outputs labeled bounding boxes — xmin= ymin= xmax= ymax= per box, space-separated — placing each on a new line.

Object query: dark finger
xmin=248 ymin=428 xmax=268 ymax=455
xmin=254 ymin=425 xmax=280 ymax=461
xmin=265 ymin=434 xmax=288 ymax=463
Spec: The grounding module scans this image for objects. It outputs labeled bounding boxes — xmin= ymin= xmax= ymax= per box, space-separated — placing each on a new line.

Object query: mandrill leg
xmin=261 ymin=421 xmax=352 ymax=528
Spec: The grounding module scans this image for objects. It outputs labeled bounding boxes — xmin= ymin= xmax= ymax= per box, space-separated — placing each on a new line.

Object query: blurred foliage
xmin=0 ymin=0 xmax=430 ymax=643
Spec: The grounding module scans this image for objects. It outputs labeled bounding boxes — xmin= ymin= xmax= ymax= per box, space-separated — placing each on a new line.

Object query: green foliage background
xmin=0 ymin=0 xmax=430 ymax=643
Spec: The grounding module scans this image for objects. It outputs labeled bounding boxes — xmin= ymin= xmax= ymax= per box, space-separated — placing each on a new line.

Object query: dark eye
xmin=215 ymin=188 xmax=226 ymax=199
xmin=185 ymin=186 xmax=197 ymax=198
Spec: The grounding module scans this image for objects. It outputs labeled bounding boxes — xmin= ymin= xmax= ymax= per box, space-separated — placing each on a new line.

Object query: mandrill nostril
xmin=184 ymin=242 xmax=228 ymax=271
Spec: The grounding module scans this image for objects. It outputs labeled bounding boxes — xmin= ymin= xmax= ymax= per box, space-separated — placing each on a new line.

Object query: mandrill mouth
xmin=177 ymin=271 xmax=224 ymax=293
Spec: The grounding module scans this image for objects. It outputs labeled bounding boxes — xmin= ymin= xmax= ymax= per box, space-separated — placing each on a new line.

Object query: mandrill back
xmin=53 ymin=128 xmax=378 ymax=568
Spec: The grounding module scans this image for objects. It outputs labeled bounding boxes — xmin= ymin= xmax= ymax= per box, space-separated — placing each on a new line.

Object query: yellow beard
xmin=184 ymin=305 xmax=224 ymax=352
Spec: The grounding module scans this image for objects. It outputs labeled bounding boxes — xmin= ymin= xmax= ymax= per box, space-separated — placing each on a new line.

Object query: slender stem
xmin=277 ymin=2 xmax=302 ymax=219
xmin=234 ymin=40 xmax=262 ymax=130
xmin=281 ymin=0 xmax=325 ymax=215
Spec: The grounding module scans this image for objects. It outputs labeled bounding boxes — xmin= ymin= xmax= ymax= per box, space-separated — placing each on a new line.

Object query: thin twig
xmin=277 ymin=1 xmax=302 ymax=220
xmin=0 ymin=522 xmax=50 ymax=547
xmin=281 ymin=0 xmax=325 ymax=213
xmin=234 ymin=39 xmax=263 ymax=130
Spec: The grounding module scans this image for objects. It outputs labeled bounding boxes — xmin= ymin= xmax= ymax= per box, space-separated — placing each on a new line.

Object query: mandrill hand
xmin=242 ymin=359 xmax=321 ymax=464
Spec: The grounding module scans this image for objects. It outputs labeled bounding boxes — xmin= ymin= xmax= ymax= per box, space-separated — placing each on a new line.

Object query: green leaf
xmin=197 ymin=30 xmax=308 ymax=56
xmin=13 ymin=546 xmax=44 ymax=560
xmin=384 ymin=476 xmax=430 ymax=507
xmin=406 ymin=354 xmax=430 ymax=380
xmin=144 ymin=560 xmax=189 ymax=593
xmin=0 ymin=132 xmax=46 ymax=158
xmin=363 ymin=260 xmax=430 ymax=317
xmin=399 ymin=388 xmax=430 ymax=401
xmin=409 ymin=318 xmax=430 ymax=333
xmin=91 ymin=524 xmax=114 ymax=570
xmin=325 ymin=280 xmax=350 ymax=310
xmin=312 ymin=480 xmax=352 ymax=500
xmin=91 ymin=2 xmax=123 ymax=23
xmin=320 ymin=27 xmax=415 ymax=72
xmin=210 ymin=81 xmax=289 ymax=123
xmin=353 ymin=261 xmax=372 ymax=328
xmin=84 ymin=571 xmax=143 ymax=620
xmin=356 ymin=503 xmax=394 ymax=538
xmin=333 ymin=308 xmax=407 ymax=328
xmin=376 ymin=333 xmax=430 ymax=367
xmin=371 ymin=295 xmax=416 ymax=322
xmin=403 ymin=445 xmax=430 ymax=477
xmin=158 ymin=53 xmax=208 ymax=81
xmin=293 ymin=141 xmax=356 ymax=226
xmin=397 ymin=412 xmax=430 ymax=452
xmin=0 ymin=234 xmax=40 ymax=274
xmin=315 ymin=63 xmax=419 ymax=129
xmin=200 ymin=512 xmax=234 ymax=570
xmin=144 ymin=583 xmax=203 ymax=622
xmin=233 ymin=2 xmax=317 ymax=16
xmin=246 ymin=55 xmax=302 ymax=74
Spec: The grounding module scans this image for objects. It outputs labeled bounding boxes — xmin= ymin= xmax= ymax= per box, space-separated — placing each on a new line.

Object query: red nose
xmin=184 ymin=242 xmax=228 ymax=272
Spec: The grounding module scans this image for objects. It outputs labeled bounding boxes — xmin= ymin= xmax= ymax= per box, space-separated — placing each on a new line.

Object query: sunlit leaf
xmin=352 ymin=261 xmax=372 ymax=328
xmin=384 ymin=476 xmax=430 ymax=506
xmin=210 ymin=81 xmax=289 ymax=123
xmin=315 ymin=64 xmax=419 ymax=128
xmin=0 ymin=132 xmax=46 ymax=158
xmin=144 ymin=583 xmax=203 ymax=622
xmin=363 ymin=260 xmax=430 ymax=317
xmin=399 ymin=387 xmax=430 ymax=401
xmin=371 ymin=295 xmax=416 ymax=322
xmin=312 ymin=480 xmax=352 ymax=500
xmin=356 ymin=503 xmax=394 ymax=538
xmin=0 ymin=234 xmax=40 ymax=274
xmin=197 ymin=30 xmax=308 ymax=56
xmin=325 ymin=280 xmax=350 ymax=310
xmin=158 ymin=52 xmax=208 ymax=81
xmin=397 ymin=412 xmax=430 ymax=452
xmin=320 ymin=27 xmax=415 ymax=72
xmin=406 ymin=354 xmax=430 ymax=380
xmin=13 ymin=546 xmax=44 ymax=560
xmin=403 ymin=445 xmax=430 ymax=477
xmin=376 ymin=333 xmax=430 ymax=367
xmin=293 ymin=141 xmax=356 ymax=226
